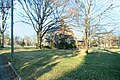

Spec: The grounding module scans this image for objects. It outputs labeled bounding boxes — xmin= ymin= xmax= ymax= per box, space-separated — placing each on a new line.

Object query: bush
xmin=43 ymin=45 xmax=51 ymax=49
xmin=58 ymin=41 xmax=77 ymax=49
xmin=21 ymin=41 xmax=25 ymax=47
xmin=50 ymin=42 xmax=55 ymax=49
xmin=69 ymin=42 xmax=77 ymax=49
xmin=58 ymin=41 xmax=69 ymax=49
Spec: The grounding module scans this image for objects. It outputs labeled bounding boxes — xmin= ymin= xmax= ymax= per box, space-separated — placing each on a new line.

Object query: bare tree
xmin=23 ymin=35 xmax=32 ymax=46
xmin=4 ymin=31 xmax=10 ymax=46
xmin=68 ymin=0 xmax=119 ymax=54
xmin=14 ymin=35 xmax=22 ymax=46
xmin=17 ymin=0 xmax=68 ymax=49
xmin=0 ymin=0 xmax=11 ymax=48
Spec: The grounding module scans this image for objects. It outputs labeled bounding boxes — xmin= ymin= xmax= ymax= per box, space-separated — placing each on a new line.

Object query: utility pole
xmin=11 ymin=0 xmax=14 ymax=59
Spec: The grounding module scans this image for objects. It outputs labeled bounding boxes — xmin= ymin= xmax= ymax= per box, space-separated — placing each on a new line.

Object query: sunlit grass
xmin=37 ymin=54 xmax=85 ymax=80
xmin=5 ymin=49 xmax=120 ymax=80
xmin=0 ymin=47 xmax=37 ymax=53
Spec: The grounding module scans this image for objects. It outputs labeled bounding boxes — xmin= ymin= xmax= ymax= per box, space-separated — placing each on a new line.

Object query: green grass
xmin=5 ymin=49 xmax=120 ymax=80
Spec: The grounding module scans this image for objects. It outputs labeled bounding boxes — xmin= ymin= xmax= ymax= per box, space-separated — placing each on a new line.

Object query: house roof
xmin=47 ymin=27 xmax=60 ymax=33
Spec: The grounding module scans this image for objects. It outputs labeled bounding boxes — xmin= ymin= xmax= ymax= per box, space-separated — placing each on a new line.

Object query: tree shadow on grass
xmin=5 ymin=49 xmax=78 ymax=80
xmin=57 ymin=50 xmax=120 ymax=80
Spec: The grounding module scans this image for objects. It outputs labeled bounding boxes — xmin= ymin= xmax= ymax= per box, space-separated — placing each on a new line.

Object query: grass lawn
xmin=5 ymin=49 xmax=120 ymax=80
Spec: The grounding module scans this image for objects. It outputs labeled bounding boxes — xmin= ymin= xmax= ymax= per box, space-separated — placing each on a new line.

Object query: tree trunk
xmin=1 ymin=7 xmax=5 ymax=48
xmin=0 ymin=34 xmax=1 ymax=47
xmin=85 ymin=31 xmax=89 ymax=54
xmin=37 ymin=32 xmax=42 ymax=49
xmin=84 ymin=1 xmax=91 ymax=54
xmin=84 ymin=13 xmax=89 ymax=54
xmin=39 ymin=37 xmax=42 ymax=49
xmin=1 ymin=32 xmax=4 ymax=48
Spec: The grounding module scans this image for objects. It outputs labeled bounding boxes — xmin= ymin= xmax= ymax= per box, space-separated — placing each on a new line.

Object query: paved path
xmin=0 ymin=54 xmax=20 ymax=80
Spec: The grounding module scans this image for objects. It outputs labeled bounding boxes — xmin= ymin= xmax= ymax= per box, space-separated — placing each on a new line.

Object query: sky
xmin=12 ymin=5 xmax=36 ymax=37
xmin=5 ymin=0 xmax=120 ymax=39
xmin=5 ymin=1 xmax=36 ymax=37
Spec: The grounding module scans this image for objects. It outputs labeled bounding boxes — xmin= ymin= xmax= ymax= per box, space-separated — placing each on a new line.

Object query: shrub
xmin=58 ymin=41 xmax=77 ymax=49
xmin=58 ymin=41 xmax=69 ymax=49
xmin=69 ymin=42 xmax=77 ymax=49
xmin=43 ymin=45 xmax=51 ymax=49
xmin=21 ymin=41 xmax=25 ymax=47
xmin=50 ymin=42 xmax=55 ymax=49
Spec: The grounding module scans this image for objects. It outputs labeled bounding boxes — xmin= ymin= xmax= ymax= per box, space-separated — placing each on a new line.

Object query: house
xmin=77 ymin=40 xmax=85 ymax=49
xmin=43 ymin=24 xmax=78 ymax=49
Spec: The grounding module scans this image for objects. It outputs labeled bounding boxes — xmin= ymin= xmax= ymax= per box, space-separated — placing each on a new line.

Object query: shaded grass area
xmin=58 ymin=50 xmax=120 ymax=80
xmin=5 ymin=49 xmax=120 ymax=80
